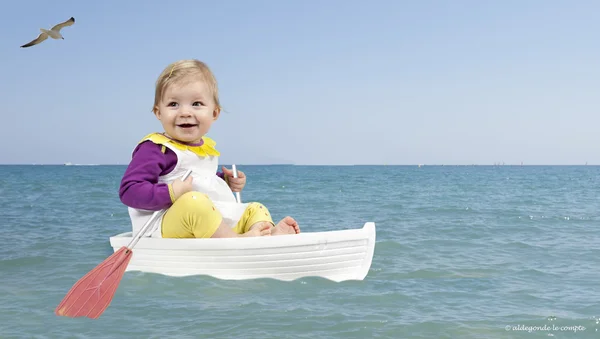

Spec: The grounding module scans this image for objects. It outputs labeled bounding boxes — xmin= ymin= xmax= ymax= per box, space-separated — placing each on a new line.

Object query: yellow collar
xmin=141 ymin=133 xmax=220 ymax=157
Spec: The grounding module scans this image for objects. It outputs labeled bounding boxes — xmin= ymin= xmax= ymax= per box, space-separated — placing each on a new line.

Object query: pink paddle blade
xmin=55 ymin=246 xmax=132 ymax=319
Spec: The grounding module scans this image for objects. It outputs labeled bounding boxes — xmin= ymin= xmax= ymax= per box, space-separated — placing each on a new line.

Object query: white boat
xmin=108 ymin=222 xmax=376 ymax=282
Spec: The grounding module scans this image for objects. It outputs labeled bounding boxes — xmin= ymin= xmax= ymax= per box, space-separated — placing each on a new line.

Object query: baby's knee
xmin=247 ymin=202 xmax=269 ymax=212
xmin=165 ymin=191 xmax=221 ymax=238
xmin=247 ymin=202 xmax=272 ymax=219
xmin=177 ymin=191 xmax=218 ymax=213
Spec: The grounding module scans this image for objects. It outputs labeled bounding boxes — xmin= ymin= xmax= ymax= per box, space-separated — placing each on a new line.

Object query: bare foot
xmin=271 ymin=216 xmax=300 ymax=236
xmin=241 ymin=222 xmax=271 ymax=237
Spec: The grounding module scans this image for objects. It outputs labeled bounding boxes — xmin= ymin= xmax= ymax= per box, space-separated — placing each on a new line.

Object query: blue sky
xmin=1 ymin=0 xmax=598 ymax=165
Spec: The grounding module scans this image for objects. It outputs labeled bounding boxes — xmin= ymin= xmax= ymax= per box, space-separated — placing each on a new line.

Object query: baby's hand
xmin=171 ymin=175 xmax=193 ymax=200
xmin=221 ymin=166 xmax=246 ymax=192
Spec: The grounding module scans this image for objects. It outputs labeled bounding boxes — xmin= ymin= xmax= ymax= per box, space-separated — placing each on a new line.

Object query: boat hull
xmin=108 ymin=222 xmax=376 ymax=282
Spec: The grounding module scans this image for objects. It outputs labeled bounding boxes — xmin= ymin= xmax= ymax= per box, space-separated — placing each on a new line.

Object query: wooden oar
xmin=55 ymin=169 xmax=192 ymax=319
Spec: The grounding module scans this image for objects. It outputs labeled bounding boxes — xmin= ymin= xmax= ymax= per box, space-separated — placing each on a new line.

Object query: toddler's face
xmin=154 ymin=79 xmax=219 ymax=144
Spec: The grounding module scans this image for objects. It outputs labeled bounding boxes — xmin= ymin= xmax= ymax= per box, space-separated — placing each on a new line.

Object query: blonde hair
xmin=153 ymin=59 xmax=221 ymax=113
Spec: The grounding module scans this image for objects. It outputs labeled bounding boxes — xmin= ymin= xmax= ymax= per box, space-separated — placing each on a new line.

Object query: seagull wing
xmin=50 ymin=17 xmax=75 ymax=32
xmin=20 ymin=32 xmax=49 ymax=48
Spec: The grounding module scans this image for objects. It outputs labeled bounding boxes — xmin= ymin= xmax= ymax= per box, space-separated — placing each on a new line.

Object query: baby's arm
xmin=119 ymin=141 xmax=177 ymax=211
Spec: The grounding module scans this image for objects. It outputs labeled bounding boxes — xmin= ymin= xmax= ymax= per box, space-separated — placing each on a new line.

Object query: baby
xmin=119 ymin=59 xmax=300 ymax=239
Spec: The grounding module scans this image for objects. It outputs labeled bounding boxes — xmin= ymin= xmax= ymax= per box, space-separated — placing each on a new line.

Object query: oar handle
xmin=232 ymin=164 xmax=242 ymax=203
xmin=126 ymin=169 xmax=193 ymax=249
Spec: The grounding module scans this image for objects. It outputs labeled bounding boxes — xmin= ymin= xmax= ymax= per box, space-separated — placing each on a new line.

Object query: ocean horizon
xmin=0 ymin=163 xmax=597 ymax=166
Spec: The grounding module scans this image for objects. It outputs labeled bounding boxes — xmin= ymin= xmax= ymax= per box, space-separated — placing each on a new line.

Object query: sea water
xmin=0 ymin=165 xmax=598 ymax=338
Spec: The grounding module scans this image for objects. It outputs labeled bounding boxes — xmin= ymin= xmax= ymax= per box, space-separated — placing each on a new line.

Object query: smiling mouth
xmin=177 ymin=123 xmax=198 ymax=128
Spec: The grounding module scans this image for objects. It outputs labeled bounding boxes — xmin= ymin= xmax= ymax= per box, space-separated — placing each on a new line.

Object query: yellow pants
xmin=161 ymin=191 xmax=274 ymax=238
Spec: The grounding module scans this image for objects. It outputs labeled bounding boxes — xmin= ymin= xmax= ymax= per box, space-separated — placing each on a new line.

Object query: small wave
xmin=0 ymin=255 xmax=47 ymax=270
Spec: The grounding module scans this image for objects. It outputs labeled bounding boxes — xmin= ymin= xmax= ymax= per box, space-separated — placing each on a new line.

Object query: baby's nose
xmin=178 ymin=108 xmax=192 ymax=116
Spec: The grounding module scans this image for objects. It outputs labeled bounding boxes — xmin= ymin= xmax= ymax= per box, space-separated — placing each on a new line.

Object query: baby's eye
xmin=192 ymin=101 xmax=204 ymax=106
xmin=167 ymin=102 xmax=178 ymax=107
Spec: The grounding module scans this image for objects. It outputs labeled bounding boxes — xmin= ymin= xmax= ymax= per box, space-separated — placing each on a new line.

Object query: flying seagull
xmin=20 ymin=17 xmax=75 ymax=48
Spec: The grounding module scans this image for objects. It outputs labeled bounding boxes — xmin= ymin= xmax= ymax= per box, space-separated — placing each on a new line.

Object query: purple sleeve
xmin=119 ymin=141 xmax=178 ymax=211
xmin=216 ymin=171 xmax=225 ymax=179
